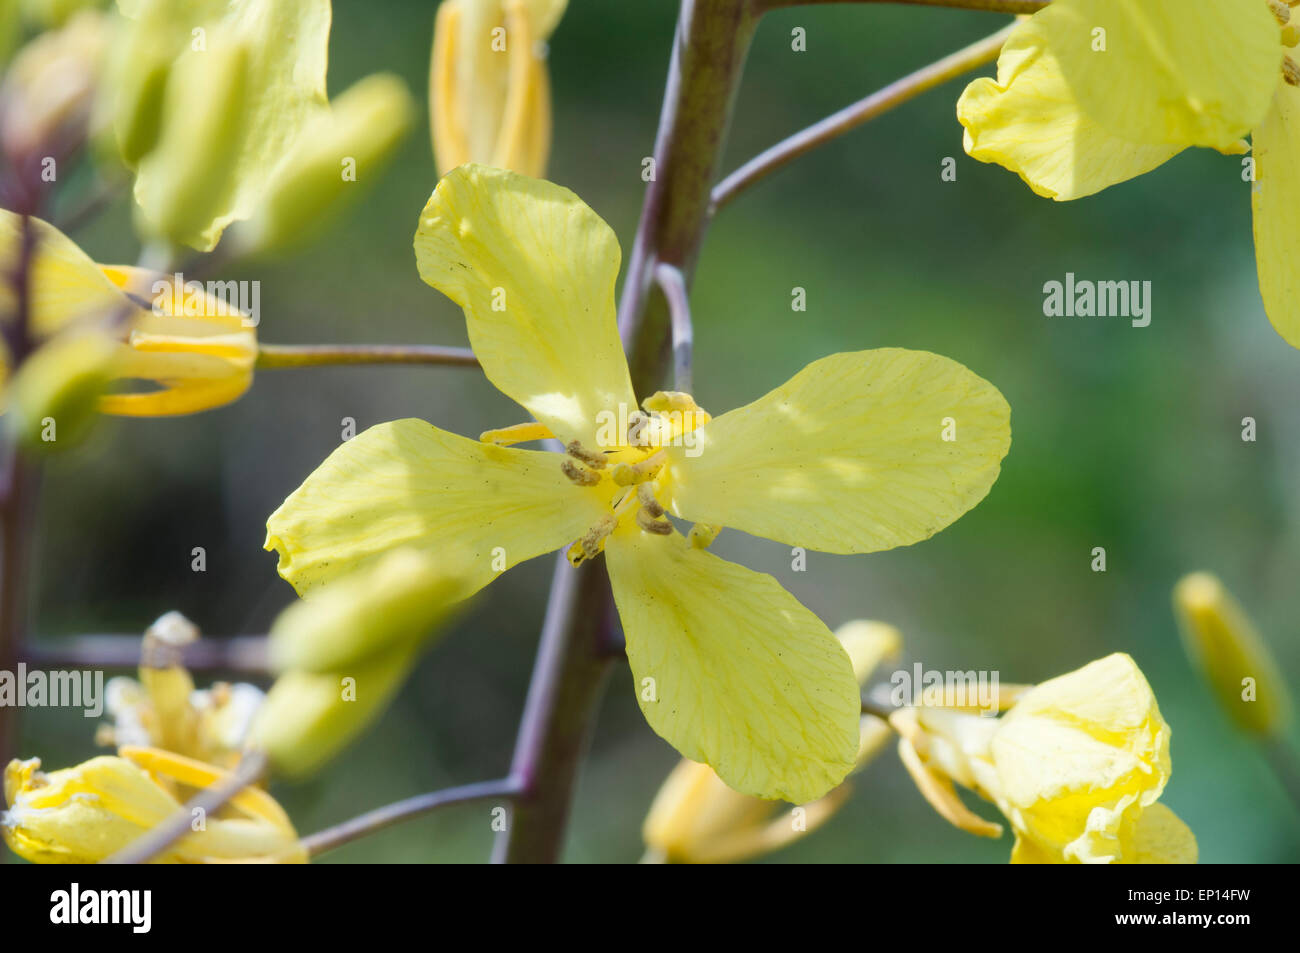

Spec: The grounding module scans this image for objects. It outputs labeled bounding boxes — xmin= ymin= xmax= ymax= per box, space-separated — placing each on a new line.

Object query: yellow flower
xmin=957 ymin=0 xmax=1300 ymax=346
xmin=895 ymin=653 xmax=1197 ymax=864
xmin=1 ymin=210 xmax=257 ymax=419
xmin=642 ymin=621 xmax=896 ymax=863
xmin=99 ymin=612 xmax=265 ymax=769
xmin=111 ymin=0 xmax=411 ymax=251
xmin=1173 ymin=572 xmax=1293 ymax=739
xmin=430 ymin=0 xmax=566 ymax=176
xmin=2 ymin=746 xmax=305 ymax=863
xmin=264 ymin=165 xmax=1012 ymax=802
xmin=250 ymin=548 xmax=469 ymax=777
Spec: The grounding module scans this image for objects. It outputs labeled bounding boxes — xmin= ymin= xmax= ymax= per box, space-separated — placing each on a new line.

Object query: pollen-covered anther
xmin=635 ymin=483 xmax=664 ymax=517
xmin=626 ymin=411 xmax=651 ymax=447
xmin=1271 ymin=0 xmax=1291 ymax=25
xmin=567 ymin=514 xmax=618 ymax=566
xmin=611 ymin=451 xmax=666 ymax=486
xmin=561 ymin=459 xmax=601 ymax=486
xmin=565 ymin=441 xmax=607 ymax=468
xmin=636 ymin=508 xmax=673 ymax=535
xmin=1284 ymin=54 xmax=1300 ymax=85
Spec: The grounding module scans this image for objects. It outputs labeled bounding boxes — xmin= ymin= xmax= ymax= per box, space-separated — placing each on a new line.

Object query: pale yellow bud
xmin=1173 ymin=572 xmax=1292 ymax=739
xmin=430 ymin=0 xmax=567 ymax=177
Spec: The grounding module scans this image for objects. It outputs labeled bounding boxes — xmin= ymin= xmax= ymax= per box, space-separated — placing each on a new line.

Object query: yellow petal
xmin=1029 ymin=0 xmax=1280 ymax=151
xmin=2 ymin=754 xmax=303 ymax=863
xmin=265 ymin=417 xmax=613 ymax=595
xmin=663 ymin=350 xmax=1010 ymax=554
xmin=414 ymin=165 xmax=636 ymax=448
xmin=605 ymin=525 xmax=860 ymax=803
xmin=0 ymin=211 xmax=127 ymax=339
xmin=990 ymin=653 xmax=1171 ymax=863
xmin=643 ymin=758 xmax=775 ymax=863
xmin=1251 ymin=83 xmax=1300 ymax=349
xmin=958 ymin=19 xmax=1183 ymax=201
xmin=1129 ymin=802 xmax=1198 ymax=864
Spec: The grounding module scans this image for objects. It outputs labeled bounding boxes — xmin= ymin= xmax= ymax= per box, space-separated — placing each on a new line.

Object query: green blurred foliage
xmin=19 ymin=0 xmax=1300 ymax=862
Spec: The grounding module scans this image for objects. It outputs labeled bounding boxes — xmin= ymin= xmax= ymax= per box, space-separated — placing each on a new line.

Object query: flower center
xmin=560 ymin=391 xmax=713 ymax=565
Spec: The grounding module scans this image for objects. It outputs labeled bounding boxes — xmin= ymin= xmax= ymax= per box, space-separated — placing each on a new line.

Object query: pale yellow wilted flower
xmin=98 ymin=611 xmax=264 ymax=770
xmin=640 ymin=621 xmax=897 ymax=864
xmin=2 ymin=746 xmax=305 ymax=863
xmin=1173 ymin=572 xmax=1293 ymax=740
xmin=1 ymin=211 xmax=259 ymax=428
xmin=430 ymin=0 xmax=566 ymax=177
xmin=894 ymin=653 xmax=1197 ymax=864
xmin=249 ymin=548 xmax=471 ymax=777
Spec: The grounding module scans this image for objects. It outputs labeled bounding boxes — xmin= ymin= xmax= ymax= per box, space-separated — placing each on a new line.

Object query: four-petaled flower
xmin=265 ymin=164 xmax=1012 ymax=803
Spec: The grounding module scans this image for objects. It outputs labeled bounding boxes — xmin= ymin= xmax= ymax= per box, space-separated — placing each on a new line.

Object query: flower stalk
xmin=493 ymin=0 xmax=761 ymax=863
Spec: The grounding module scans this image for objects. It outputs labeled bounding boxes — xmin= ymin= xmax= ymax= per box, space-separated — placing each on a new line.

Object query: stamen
xmin=1285 ymin=23 xmax=1300 ymax=46
xmin=636 ymin=508 xmax=673 ymax=535
xmin=561 ymin=459 xmax=601 ymax=486
xmin=688 ymin=522 xmax=721 ymax=549
xmin=1285 ymin=55 xmax=1300 ymax=86
xmin=635 ymin=483 xmax=664 ymax=517
xmin=1271 ymin=0 xmax=1291 ymax=25
xmin=480 ymin=421 xmax=554 ymax=446
xmin=611 ymin=451 xmax=666 ymax=486
xmin=566 ymin=514 xmax=617 ymax=566
xmin=566 ymin=441 xmax=607 ymax=468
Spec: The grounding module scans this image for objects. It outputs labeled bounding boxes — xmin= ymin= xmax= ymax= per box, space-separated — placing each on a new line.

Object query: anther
xmin=567 ymin=514 xmax=618 ymax=565
xmin=566 ymin=441 xmax=607 ymax=468
xmin=635 ymin=483 xmax=664 ymax=517
xmin=611 ymin=451 xmax=666 ymax=486
xmin=561 ymin=459 xmax=601 ymax=486
xmin=1272 ymin=0 xmax=1291 ymax=24
xmin=636 ymin=508 xmax=673 ymax=535
xmin=1286 ymin=55 xmax=1300 ymax=85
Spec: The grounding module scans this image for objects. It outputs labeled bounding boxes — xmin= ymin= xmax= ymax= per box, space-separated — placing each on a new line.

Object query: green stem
xmin=492 ymin=0 xmax=761 ymax=864
xmin=256 ymin=343 xmax=479 ymax=369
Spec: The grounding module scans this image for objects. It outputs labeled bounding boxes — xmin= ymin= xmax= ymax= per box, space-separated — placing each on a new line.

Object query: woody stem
xmin=493 ymin=0 xmax=761 ymax=864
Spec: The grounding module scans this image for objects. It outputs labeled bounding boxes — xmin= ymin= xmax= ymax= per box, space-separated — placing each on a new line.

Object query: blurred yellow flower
xmin=99 ymin=611 xmax=265 ymax=769
xmin=642 ymin=621 xmax=896 ymax=864
xmin=2 ymin=746 xmax=305 ymax=863
xmin=895 ymin=653 xmax=1197 ymax=864
xmin=957 ymin=0 xmax=1300 ymax=348
xmin=1173 ymin=572 xmax=1293 ymax=740
xmin=265 ymin=165 xmax=1011 ymax=803
xmin=1 ymin=211 xmax=257 ymax=424
xmin=430 ymin=0 xmax=566 ymax=176
xmin=111 ymin=0 xmax=411 ymax=251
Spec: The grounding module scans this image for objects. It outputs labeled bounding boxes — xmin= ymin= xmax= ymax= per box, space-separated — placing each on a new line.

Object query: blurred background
xmin=16 ymin=0 xmax=1300 ymax=862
